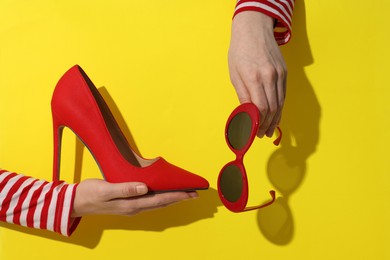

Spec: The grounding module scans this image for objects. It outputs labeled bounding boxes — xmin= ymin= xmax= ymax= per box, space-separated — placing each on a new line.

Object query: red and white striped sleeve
xmin=0 ymin=169 xmax=81 ymax=236
xmin=233 ymin=0 xmax=295 ymax=45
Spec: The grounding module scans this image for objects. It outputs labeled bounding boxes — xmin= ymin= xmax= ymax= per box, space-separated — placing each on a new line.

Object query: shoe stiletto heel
xmin=52 ymin=112 xmax=64 ymax=182
xmin=51 ymin=65 xmax=209 ymax=192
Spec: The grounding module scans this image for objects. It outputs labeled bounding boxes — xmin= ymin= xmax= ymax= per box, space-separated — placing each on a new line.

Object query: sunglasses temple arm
xmin=273 ymin=127 xmax=282 ymax=146
xmin=243 ymin=190 xmax=276 ymax=212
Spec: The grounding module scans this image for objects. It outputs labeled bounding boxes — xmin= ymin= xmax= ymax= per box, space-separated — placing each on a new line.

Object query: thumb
xmin=103 ymin=182 xmax=149 ymax=199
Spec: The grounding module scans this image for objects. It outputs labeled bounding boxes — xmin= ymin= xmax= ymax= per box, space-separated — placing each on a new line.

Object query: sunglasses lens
xmin=220 ymin=164 xmax=243 ymax=202
xmin=227 ymin=112 xmax=252 ymax=150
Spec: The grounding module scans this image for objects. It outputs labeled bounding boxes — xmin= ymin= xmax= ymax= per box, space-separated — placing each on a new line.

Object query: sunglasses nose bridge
xmin=235 ymin=153 xmax=244 ymax=163
xmin=232 ymin=148 xmax=246 ymax=163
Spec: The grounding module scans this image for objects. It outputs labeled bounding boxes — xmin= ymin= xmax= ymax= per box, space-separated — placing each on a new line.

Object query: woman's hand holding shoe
xmin=71 ymin=179 xmax=198 ymax=218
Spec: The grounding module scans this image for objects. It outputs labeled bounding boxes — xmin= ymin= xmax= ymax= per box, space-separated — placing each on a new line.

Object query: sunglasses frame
xmin=218 ymin=102 xmax=281 ymax=213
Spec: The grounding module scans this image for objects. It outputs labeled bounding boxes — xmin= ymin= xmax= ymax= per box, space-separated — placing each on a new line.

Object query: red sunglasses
xmin=218 ymin=102 xmax=282 ymax=213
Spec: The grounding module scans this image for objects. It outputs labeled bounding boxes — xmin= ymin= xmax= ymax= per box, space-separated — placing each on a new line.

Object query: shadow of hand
xmin=257 ymin=0 xmax=321 ymax=245
xmin=0 ymin=188 xmax=220 ymax=248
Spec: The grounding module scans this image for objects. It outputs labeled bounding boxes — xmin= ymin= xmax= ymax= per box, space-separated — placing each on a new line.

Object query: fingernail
xmin=257 ymin=129 xmax=265 ymax=138
xmin=266 ymin=130 xmax=274 ymax=137
xmin=188 ymin=192 xmax=199 ymax=199
xmin=136 ymin=185 xmax=148 ymax=194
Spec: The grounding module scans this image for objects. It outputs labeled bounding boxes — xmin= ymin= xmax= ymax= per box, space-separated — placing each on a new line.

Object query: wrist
xmin=232 ymin=11 xmax=275 ymax=40
xmin=71 ymin=183 xmax=88 ymax=217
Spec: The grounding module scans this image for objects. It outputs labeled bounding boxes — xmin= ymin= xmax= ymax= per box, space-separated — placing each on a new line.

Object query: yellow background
xmin=1 ymin=0 xmax=389 ymax=259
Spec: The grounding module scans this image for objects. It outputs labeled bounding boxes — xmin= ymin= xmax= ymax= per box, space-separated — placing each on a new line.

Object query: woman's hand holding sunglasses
xmin=228 ymin=11 xmax=287 ymax=138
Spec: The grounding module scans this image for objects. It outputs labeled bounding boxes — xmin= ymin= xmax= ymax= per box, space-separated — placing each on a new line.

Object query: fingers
xmin=253 ymin=66 xmax=278 ymax=138
xmin=102 ymin=182 xmax=199 ymax=215
xmin=229 ymin=66 xmax=252 ymax=104
xmin=134 ymin=192 xmax=199 ymax=212
xmin=239 ymin=63 xmax=285 ymax=138
xmin=110 ymin=191 xmax=199 ymax=216
xmin=230 ymin=60 xmax=279 ymax=137
xmin=268 ymin=63 xmax=286 ymax=136
xmin=73 ymin=179 xmax=199 ymax=217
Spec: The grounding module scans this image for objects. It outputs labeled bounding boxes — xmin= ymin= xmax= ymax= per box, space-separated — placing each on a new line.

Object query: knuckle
xmin=120 ymin=186 xmax=133 ymax=198
xmin=130 ymin=208 xmax=141 ymax=215
xmin=262 ymin=65 xmax=278 ymax=80
xmin=153 ymin=198 xmax=166 ymax=207
xmin=238 ymin=96 xmax=251 ymax=104
xmin=122 ymin=202 xmax=141 ymax=216
xmin=258 ymin=103 xmax=269 ymax=115
xmin=125 ymin=209 xmax=139 ymax=217
xmin=95 ymin=185 xmax=110 ymax=200
xmin=276 ymin=65 xmax=286 ymax=79
xmin=268 ymin=103 xmax=278 ymax=115
xmin=278 ymin=98 xmax=285 ymax=108
xmin=244 ymin=70 xmax=261 ymax=85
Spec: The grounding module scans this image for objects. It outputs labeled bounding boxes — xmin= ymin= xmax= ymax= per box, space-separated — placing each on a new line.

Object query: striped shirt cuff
xmin=233 ymin=0 xmax=295 ymax=45
xmin=0 ymin=169 xmax=81 ymax=236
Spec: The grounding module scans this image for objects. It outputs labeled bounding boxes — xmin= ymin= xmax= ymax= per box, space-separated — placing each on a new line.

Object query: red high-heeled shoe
xmin=51 ymin=65 xmax=209 ymax=192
